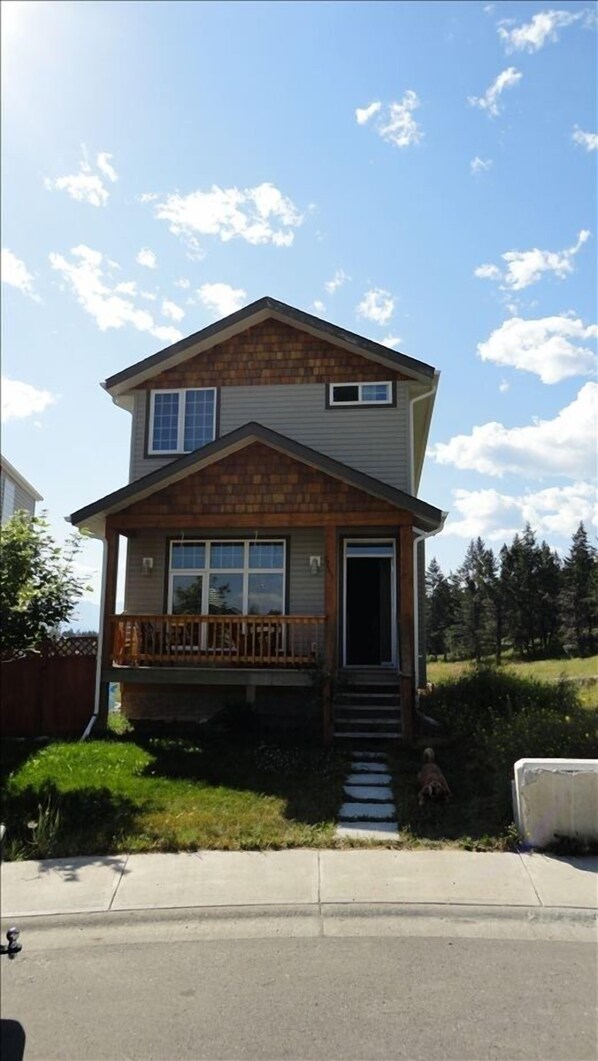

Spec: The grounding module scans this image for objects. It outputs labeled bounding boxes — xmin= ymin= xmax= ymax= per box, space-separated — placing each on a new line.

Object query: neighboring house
xmin=1 ymin=456 xmax=42 ymax=525
xmin=70 ymin=297 xmax=446 ymax=741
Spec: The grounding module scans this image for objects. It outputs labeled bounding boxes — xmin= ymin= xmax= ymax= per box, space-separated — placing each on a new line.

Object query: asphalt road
xmin=2 ymin=917 xmax=596 ymax=1061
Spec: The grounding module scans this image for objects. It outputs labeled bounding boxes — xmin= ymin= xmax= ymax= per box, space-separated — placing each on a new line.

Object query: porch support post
xmin=398 ymin=524 xmax=415 ymax=745
xmin=323 ymin=524 xmax=338 ymax=744
xmin=97 ymin=530 xmax=120 ymax=733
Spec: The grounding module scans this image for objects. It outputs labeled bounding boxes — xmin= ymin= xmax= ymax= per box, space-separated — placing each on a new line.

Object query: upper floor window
xmin=328 ymin=382 xmax=393 ymax=406
xmin=149 ymin=389 xmax=216 ymax=454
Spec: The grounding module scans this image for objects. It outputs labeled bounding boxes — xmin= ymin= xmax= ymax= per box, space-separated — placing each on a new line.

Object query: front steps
xmin=333 ymin=670 xmax=402 ymax=742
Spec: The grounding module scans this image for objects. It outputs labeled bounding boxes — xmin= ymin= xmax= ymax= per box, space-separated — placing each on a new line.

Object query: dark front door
xmin=344 ymin=552 xmax=394 ymax=666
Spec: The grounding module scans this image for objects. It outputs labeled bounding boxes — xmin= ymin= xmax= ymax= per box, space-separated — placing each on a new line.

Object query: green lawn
xmin=1 ymin=734 xmax=350 ymax=859
xmin=427 ymin=655 xmax=598 ymax=707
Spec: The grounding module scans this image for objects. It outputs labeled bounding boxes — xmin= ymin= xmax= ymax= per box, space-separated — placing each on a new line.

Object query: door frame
xmin=342 ymin=538 xmax=397 ymax=668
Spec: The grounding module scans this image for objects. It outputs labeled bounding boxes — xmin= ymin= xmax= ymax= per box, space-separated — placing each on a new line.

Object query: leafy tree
xmin=561 ymin=522 xmax=598 ymax=656
xmin=0 ymin=512 xmax=89 ymax=657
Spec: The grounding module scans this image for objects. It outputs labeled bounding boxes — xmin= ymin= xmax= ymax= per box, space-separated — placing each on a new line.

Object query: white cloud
xmin=470 ymin=156 xmax=493 ymax=175
xmin=45 ymin=147 xmax=117 ymax=207
xmin=357 ymin=288 xmax=395 ymax=326
xmin=468 ymin=67 xmax=522 ymax=117
xmin=49 ymin=244 xmax=182 ymax=344
xmin=429 ymin=382 xmax=597 ymax=480
xmin=378 ymin=91 xmax=423 ymax=148
xmin=324 ymin=268 xmax=350 ymax=294
xmin=443 ymin=481 xmax=597 ymax=541
xmin=196 ymin=282 xmax=247 ymax=318
xmin=1 ymin=377 xmax=57 ymax=422
xmin=136 ymin=248 xmax=158 ymax=269
xmin=114 ymin=280 xmax=138 ymax=296
xmin=356 ymin=101 xmax=382 ymax=125
xmin=1 ymin=248 xmax=40 ymax=301
xmin=474 ymin=263 xmax=502 ymax=280
xmin=572 ymin=126 xmax=598 ymax=151
xmin=498 ymin=9 xmax=589 ymax=53
xmin=499 ymin=379 xmax=510 ymax=394
xmin=140 ymin=291 xmax=157 ymax=302
xmin=381 ymin=335 xmax=402 ymax=349
xmin=311 ymin=300 xmax=326 ymax=315
xmin=475 ymin=229 xmax=591 ymax=290
xmin=477 ymin=314 xmax=597 ymax=384
xmin=96 ymin=152 xmax=118 ymax=182
xmin=147 ymin=182 xmax=304 ymax=252
xmin=162 ymin=298 xmax=185 ymax=322
xmin=173 ymin=277 xmax=191 ymax=289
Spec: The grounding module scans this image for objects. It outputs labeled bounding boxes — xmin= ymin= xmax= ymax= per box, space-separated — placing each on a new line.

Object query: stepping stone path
xmin=335 ymin=751 xmax=400 ymax=841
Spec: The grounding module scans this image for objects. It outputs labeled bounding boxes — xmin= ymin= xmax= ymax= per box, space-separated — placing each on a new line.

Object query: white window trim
xmin=329 ymin=381 xmax=393 ymax=407
xmin=148 ymin=387 xmax=217 ymax=455
xmin=168 ymin=539 xmax=287 ymax=615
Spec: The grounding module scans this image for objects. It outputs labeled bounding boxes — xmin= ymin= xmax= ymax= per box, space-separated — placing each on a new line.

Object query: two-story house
xmin=1 ymin=456 xmax=42 ymax=524
xmin=70 ymin=297 xmax=446 ymax=742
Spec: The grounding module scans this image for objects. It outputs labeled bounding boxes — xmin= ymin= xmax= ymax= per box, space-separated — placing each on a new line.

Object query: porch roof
xmin=68 ymin=421 xmax=446 ymax=537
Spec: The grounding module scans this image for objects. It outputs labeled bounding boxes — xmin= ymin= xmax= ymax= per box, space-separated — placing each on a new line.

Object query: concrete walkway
xmin=2 ymin=849 xmax=596 ymax=919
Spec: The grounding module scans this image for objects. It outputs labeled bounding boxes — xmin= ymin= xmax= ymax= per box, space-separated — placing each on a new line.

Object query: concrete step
xmin=335 ymin=822 xmax=400 ymax=841
xmin=345 ymin=772 xmax=392 ymax=786
xmin=352 ymin=751 xmax=388 ymax=762
xmin=335 ymin=692 xmax=401 ymax=702
xmin=338 ymin=802 xmax=397 ymax=821
xmin=334 ymin=704 xmax=401 ymax=714
xmin=349 ymin=763 xmax=389 ymax=775
xmin=335 ymin=732 xmax=401 ymax=740
xmin=343 ymin=785 xmax=394 ymax=802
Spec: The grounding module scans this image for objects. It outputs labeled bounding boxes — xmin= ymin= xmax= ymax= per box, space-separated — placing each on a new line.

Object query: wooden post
xmin=323 ymin=524 xmax=338 ymax=745
xmin=97 ymin=530 xmax=120 ymax=734
xmin=398 ymin=524 xmax=415 ymax=745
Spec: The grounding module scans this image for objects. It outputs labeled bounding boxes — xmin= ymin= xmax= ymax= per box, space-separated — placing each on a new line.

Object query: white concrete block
xmin=513 ymin=759 xmax=598 ymax=850
xmin=338 ymin=802 xmax=396 ymax=821
xmin=343 ymin=785 xmax=394 ymax=801
xmin=350 ymin=762 xmax=388 ymax=774
xmin=345 ymin=772 xmax=392 ymax=786
xmin=335 ymin=822 xmax=400 ymax=841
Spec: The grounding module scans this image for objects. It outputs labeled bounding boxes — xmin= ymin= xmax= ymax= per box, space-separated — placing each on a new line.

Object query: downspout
xmin=81 ymin=536 xmax=108 ymax=740
xmin=408 ymin=374 xmax=438 ymax=495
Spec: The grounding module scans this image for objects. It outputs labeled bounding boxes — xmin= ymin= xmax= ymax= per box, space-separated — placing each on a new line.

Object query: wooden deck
xmin=111 ymin=614 xmax=326 ymax=668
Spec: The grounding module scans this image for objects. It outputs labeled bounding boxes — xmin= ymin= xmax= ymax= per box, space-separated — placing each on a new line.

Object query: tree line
xmin=426 ymin=522 xmax=597 ymax=662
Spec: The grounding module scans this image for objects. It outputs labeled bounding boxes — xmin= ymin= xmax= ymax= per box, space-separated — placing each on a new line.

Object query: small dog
xmin=417 ymin=747 xmax=452 ymax=805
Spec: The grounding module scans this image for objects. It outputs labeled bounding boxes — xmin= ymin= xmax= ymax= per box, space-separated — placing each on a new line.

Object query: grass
xmin=1 ymin=732 xmax=350 ymax=859
xmin=428 ymin=655 xmax=598 ymax=708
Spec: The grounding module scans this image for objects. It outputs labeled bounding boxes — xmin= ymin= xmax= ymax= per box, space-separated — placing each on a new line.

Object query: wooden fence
xmin=1 ymin=637 xmax=98 ymax=738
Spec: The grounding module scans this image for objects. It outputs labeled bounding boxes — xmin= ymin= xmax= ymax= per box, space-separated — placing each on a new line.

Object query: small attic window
xmin=329 ymin=382 xmax=393 ymax=406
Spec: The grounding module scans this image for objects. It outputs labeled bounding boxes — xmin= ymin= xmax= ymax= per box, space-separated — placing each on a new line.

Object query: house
xmin=1 ymin=456 xmax=43 ymax=525
xmin=69 ymin=297 xmax=446 ymax=742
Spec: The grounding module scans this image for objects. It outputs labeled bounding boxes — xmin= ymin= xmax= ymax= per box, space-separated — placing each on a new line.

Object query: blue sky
xmin=2 ymin=0 xmax=596 ymax=613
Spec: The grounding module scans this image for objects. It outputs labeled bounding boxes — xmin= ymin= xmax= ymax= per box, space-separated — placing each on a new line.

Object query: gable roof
xmin=69 ymin=421 xmax=445 ymax=537
xmin=1 ymin=456 xmax=43 ymax=502
xmin=103 ymin=296 xmax=436 ymax=398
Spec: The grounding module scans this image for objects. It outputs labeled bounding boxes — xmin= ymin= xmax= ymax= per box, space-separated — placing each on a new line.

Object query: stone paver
xmin=335 ymin=823 xmax=400 ymax=841
xmin=343 ymin=785 xmax=394 ymax=802
xmin=349 ymin=762 xmax=388 ymax=774
xmin=345 ymin=772 xmax=392 ymax=786
xmin=338 ymin=802 xmax=397 ymax=821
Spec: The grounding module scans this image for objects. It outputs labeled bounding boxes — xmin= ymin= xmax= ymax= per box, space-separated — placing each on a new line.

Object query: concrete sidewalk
xmin=2 ymin=849 xmax=597 ymax=919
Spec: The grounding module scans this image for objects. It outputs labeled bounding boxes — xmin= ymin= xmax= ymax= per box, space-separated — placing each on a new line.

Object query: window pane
xmin=152 ymin=392 xmax=180 ymax=451
xmin=210 ymin=542 xmax=244 ymax=568
xmin=361 ymin=383 xmax=390 ymax=403
xmin=171 ymin=543 xmax=206 ymax=570
xmin=248 ymin=573 xmax=283 ymax=615
xmin=183 ymin=389 xmax=215 ymax=452
xmin=248 ymin=542 xmax=284 ymax=569
xmin=208 ymin=573 xmax=243 ymax=614
xmin=172 ymin=575 xmax=203 ymax=614
xmin=332 ymin=385 xmax=359 ymax=403
xmin=346 ymin=542 xmax=394 ymax=557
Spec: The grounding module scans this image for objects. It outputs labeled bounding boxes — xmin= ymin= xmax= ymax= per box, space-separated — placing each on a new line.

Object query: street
xmin=2 ymin=912 xmax=596 ymax=1060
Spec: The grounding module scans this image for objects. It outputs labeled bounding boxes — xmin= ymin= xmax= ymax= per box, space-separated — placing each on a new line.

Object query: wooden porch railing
xmin=111 ymin=614 xmax=326 ymax=668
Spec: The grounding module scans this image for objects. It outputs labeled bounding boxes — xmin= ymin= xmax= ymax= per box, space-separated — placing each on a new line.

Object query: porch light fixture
xmin=142 ymin=557 xmax=154 ymax=576
xmin=309 ymin=555 xmax=322 ymax=576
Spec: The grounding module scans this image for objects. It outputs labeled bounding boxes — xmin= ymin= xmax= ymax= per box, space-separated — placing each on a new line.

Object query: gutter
xmin=81 ymin=537 xmax=108 ymax=740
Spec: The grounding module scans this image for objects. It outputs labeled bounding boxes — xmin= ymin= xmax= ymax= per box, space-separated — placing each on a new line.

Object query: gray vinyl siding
xmin=124 ymin=529 xmax=325 ymax=616
xmin=128 ymin=384 xmax=411 ymax=490
xmin=1 ymin=473 xmax=36 ymax=523
xmin=14 ymin=482 xmax=36 ymax=516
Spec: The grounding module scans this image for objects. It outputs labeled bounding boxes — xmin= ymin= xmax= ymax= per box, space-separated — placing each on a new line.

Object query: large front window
xmin=169 ymin=540 xmax=286 ymax=616
xmin=149 ymin=389 xmax=216 ymax=454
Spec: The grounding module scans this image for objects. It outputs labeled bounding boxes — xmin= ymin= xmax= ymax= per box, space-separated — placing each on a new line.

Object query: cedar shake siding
xmin=119 ymin=442 xmax=408 ymax=523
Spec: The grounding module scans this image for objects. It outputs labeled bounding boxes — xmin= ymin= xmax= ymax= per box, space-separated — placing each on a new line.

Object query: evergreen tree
xmin=561 ymin=523 xmax=598 ymax=655
xmin=425 ymin=557 xmax=454 ymax=660
xmin=449 ymin=538 xmax=495 ymax=661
